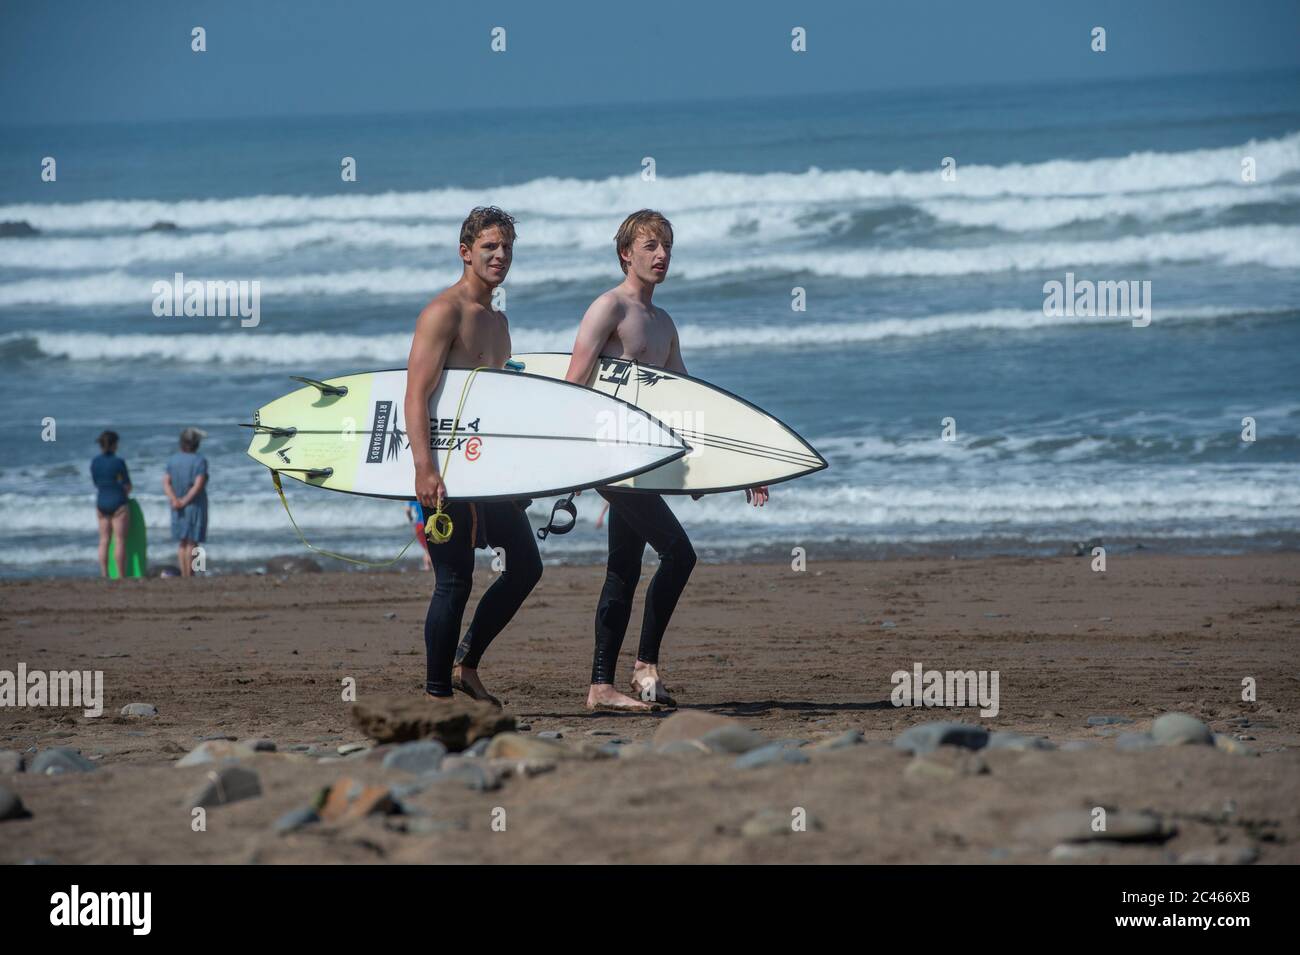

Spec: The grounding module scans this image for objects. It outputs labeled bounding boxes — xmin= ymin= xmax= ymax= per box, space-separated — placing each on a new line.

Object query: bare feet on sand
xmin=452 ymin=665 xmax=502 ymax=708
xmin=586 ymin=683 xmax=658 ymax=712
xmin=630 ymin=661 xmax=677 ymax=707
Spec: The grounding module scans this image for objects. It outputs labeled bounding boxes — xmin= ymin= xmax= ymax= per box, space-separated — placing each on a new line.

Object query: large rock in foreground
xmin=351 ymin=694 xmax=514 ymax=750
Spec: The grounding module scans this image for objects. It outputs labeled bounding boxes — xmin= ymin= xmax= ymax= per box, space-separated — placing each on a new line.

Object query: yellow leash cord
xmin=267 ymin=366 xmax=487 ymax=562
xmin=422 ymin=365 xmax=487 ymax=544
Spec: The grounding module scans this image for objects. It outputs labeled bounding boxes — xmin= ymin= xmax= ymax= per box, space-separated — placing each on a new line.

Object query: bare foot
xmin=586 ymin=683 xmax=656 ymax=712
xmin=630 ymin=662 xmax=677 ymax=707
xmin=452 ymin=665 xmax=502 ymax=708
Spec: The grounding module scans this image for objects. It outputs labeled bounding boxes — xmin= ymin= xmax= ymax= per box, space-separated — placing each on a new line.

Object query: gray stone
xmin=1019 ymin=810 xmax=1176 ymax=844
xmin=30 ymin=748 xmax=97 ymax=775
xmin=772 ymin=738 xmax=810 ymax=749
xmin=733 ymin=743 xmax=810 ymax=769
xmin=119 ymin=702 xmax=158 ymax=717
xmin=1059 ymin=741 xmax=1096 ymax=752
xmin=421 ymin=761 xmax=501 ymax=792
xmin=812 ymin=730 xmax=863 ymax=751
xmin=464 ymin=738 xmax=492 ymax=758
xmin=986 ymin=732 xmax=1055 ymax=751
xmin=0 ymin=750 xmax=23 ymax=773
xmin=273 ymin=806 xmax=319 ymax=834
xmin=740 ymin=808 xmax=820 ymax=837
xmin=1115 ymin=732 xmax=1159 ymax=752
xmin=892 ymin=722 xmax=989 ymax=755
xmin=1151 ymin=712 xmax=1214 ymax=746
xmin=381 ymin=740 xmax=448 ymax=775
xmin=287 ymin=743 xmax=312 ymax=752
xmin=0 ymin=784 xmax=31 ymax=821
xmin=1178 ymin=845 xmax=1259 ymax=865
xmin=176 ymin=740 xmax=255 ymax=767
xmin=658 ymin=739 xmax=711 ymax=756
xmin=244 ymin=739 xmax=277 ymax=752
xmin=202 ymin=733 xmax=238 ymax=742
xmin=698 ymin=724 xmax=766 ymax=754
xmin=188 ymin=766 xmax=262 ymax=808
xmin=1086 ymin=715 xmax=1134 ymax=726
xmin=537 ymin=730 xmax=564 ymax=739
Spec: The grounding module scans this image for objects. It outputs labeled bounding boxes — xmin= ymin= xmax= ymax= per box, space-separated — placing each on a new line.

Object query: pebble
xmin=485 ymin=733 xmax=573 ymax=761
xmin=1019 ymin=810 xmax=1175 ymax=844
xmin=273 ymin=806 xmax=319 ymax=834
xmin=658 ymin=739 xmax=711 ymax=756
xmin=0 ymin=750 xmax=23 ymax=774
xmin=537 ymin=730 xmax=564 ymax=740
xmin=485 ymin=757 xmax=556 ymax=778
xmin=880 ymin=620 xmax=897 ymax=629
xmin=986 ymin=732 xmax=1055 ymax=751
xmin=244 ymin=739 xmax=277 ymax=752
xmin=381 ymin=740 xmax=448 ymax=775
xmin=892 ymin=722 xmax=989 ymax=755
xmin=119 ymin=703 xmax=158 ymax=717
xmin=287 ymin=743 xmax=312 ymax=752
xmin=741 ymin=808 xmax=819 ymax=837
xmin=1 ymin=784 xmax=31 ymax=821
xmin=383 ymin=612 xmax=397 ymax=620
xmin=733 ymin=743 xmax=810 ymax=770
xmin=1086 ymin=715 xmax=1134 ymax=726
xmin=1178 ymin=845 xmax=1259 ymax=865
xmin=1212 ymin=734 xmax=1255 ymax=757
xmin=337 ymin=742 xmax=369 ymax=756
xmin=30 ymin=748 xmax=97 ymax=775
xmin=463 ymin=738 xmax=492 ymax=758
xmin=188 ymin=766 xmax=262 ymax=808
xmin=176 ymin=740 xmax=255 ymax=767
xmin=904 ymin=750 xmax=988 ymax=780
xmin=698 ymin=725 xmax=765 ymax=754
xmin=200 ymin=733 xmax=238 ymax=742
xmin=421 ymin=762 xmax=502 ymax=792
xmin=1115 ymin=732 xmax=1159 ymax=752
xmin=812 ymin=730 xmax=863 ymax=751
xmin=1151 ymin=712 xmax=1213 ymax=746
xmin=1059 ymin=741 xmax=1096 ymax=752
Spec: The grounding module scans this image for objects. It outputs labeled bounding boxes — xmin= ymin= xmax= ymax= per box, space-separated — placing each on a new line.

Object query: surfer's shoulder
xmin=415 ymin=292 xmax=462 ymax=339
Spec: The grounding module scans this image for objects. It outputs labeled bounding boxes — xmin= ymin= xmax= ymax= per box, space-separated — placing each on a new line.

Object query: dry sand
xmin=1 ymin=552 xmax=1297 ymax=863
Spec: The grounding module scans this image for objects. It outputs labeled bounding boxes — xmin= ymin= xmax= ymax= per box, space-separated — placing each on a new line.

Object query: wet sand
xmin=1 ymin=552 xmax=1297 ymax=863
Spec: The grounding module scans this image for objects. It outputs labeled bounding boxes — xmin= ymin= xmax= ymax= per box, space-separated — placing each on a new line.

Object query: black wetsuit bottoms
xmin=423 ymin=499 xmax=542 ymax=697
xmin=591 ymin=489 xmax=697 ymax=685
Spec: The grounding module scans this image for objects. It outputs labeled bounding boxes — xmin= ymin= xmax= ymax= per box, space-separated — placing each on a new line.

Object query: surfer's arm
xmin=406 ymin=301 xmax=458 ymax=476
xmin=664 ymin=317 xmax=687 ymax=375
xmin=565 ymin=295 xmax=621 ymax=384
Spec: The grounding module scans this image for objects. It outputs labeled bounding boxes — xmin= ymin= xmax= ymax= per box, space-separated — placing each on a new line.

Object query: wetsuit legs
xmin=456 ymin=502 xmax=543 ymax=668
xmin=591 ymin=490 xmax=696 ymax=685
xmin=423 ymin=500 xmax=541 ymax=697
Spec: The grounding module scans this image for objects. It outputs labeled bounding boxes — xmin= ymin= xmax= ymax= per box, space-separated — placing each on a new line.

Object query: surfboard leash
xmin=269 ymin=470 xmax=420 ymax=567
xmin=422 ymin=364 xmax=487 ymax=544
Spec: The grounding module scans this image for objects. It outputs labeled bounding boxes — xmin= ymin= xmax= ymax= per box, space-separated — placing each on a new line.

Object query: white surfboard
xmin=244 ymin=368 xmax=687 ymax=501
xmin=511 ymin=353 xmax=827 ymax=494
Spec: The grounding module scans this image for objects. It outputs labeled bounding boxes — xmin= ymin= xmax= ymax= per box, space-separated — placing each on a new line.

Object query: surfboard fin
xmin=291 ymin=376 xmax=349 ymax=397
xmin=276 ymin=467 xmax=334 ymax=480
xmin=239 ymin=423 xmax=298 ymax=438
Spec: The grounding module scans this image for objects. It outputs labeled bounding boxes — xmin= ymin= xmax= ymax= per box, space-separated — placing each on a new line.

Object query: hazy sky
xmin=3 ymin=0 xmax=1298 ymax=125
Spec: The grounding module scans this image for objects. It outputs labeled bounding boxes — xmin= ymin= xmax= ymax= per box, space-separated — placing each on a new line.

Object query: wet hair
xmin=97 ymin=430 xmax=119 ymax=453
xmin=459 ymin=206 xmax=517 ymax=251
xmin=615 ymin=210 xmax=673 ymax=274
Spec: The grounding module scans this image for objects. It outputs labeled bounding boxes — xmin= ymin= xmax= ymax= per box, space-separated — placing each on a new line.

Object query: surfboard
xmin=107 ymin=499 xmax=147 ymax=578
xmin=511 ymin=353 xmax=827 ymax=494
xmin=244 ymin=368 xmax=687 ymax=501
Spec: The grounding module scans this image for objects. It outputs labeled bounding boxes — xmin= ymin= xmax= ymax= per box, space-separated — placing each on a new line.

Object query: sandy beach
xmin=2 ymin=551 xmax=1297 ymax=864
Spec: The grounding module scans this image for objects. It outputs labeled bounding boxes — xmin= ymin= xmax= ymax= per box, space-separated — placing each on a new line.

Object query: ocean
xmin=2 ymin=69 xmax=1298 ymax=577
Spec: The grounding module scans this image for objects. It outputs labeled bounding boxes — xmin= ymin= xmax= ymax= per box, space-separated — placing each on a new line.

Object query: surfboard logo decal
xmin=465 ymin=437 xmax=482 ymax=461
xmin=366 ymin=401 xmax=392 ymax=463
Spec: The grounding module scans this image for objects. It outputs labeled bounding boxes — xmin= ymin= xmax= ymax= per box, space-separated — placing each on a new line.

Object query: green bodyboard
xmin=108 ymin=499 xmax=148 ymax=578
